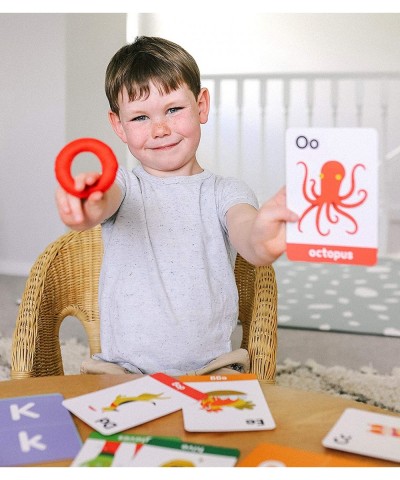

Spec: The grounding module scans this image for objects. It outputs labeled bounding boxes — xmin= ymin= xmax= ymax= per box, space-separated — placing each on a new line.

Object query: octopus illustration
xmin=297 ymin=160 xmax=368 ymax=236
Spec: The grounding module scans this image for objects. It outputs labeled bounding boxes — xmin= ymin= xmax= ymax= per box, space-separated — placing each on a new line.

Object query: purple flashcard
xmin=0 ymin=393 xmax=82 ymax=466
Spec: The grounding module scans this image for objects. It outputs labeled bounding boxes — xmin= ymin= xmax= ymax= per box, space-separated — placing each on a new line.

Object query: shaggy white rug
xmin=2 ymin=337 xmax=400 ymax=414
xmin=276 ymin=358 xmax=400 ymax=413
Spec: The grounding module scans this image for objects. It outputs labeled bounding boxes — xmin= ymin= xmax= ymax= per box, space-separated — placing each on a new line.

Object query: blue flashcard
xmin=0 ymin=393 xmax=82 ymax=466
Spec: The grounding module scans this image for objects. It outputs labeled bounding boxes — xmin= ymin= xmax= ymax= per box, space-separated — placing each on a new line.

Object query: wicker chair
xmin=11 ymin=225 xmax=278 ymax=382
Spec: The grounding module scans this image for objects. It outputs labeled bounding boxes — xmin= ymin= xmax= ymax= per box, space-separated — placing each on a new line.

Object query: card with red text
xmin=286 ymin=128 xmax=378 ymax=265
xmin=62 ymin=373 xmax=206 ymax=436
xmin=322 ymin=408 xmax=400 ymax=463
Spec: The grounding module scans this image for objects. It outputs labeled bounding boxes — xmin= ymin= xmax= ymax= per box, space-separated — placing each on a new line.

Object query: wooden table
xmin=1 ymin=374 xmax=399 ymax=467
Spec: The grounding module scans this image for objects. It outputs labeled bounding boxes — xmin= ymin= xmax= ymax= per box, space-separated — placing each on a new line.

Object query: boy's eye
xmin=167 ymin=107 xmax=183 ymax=114
xmin=131 ymin=115 xmax=148 ymax=122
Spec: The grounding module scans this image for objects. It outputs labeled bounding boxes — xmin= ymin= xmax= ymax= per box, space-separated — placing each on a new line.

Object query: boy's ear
xmin=198 ymin=88 xmax=210 ymax=124
xmin=108 ymin=111 xmax=127 ymax=143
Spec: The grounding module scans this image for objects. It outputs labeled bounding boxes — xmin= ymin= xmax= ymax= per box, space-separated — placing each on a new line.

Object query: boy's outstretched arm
xmin=226 ymin=187 xmax=298 ymax=266
xmin=55 ymin=171 xmax=122 ymax=231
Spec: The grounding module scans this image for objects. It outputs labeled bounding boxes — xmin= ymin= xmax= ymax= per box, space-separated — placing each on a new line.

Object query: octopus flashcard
xmin=286 ymin=128 xmax=378 ymax=265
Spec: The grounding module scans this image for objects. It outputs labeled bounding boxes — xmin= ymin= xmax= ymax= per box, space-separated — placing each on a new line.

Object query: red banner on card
xmin=151 ymin=373 xmax=207 ymax=400
xmin=287 ymin=243 xmax=377 ymax=266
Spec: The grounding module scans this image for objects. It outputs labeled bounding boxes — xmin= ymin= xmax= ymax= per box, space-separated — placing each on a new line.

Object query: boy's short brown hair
xmin=105 ymin=36 xmax=201 ymax=115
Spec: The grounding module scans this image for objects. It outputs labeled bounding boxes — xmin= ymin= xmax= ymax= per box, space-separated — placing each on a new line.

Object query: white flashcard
xmin=286 ymin=128 xmax=378 ymax=265
xmin=62 ymin=373 xmax=205 ymax=435
xmin=180 ymin=374 xmax=276 ymax=432
xmin=322 ymin=408 xmax=400 ymax=463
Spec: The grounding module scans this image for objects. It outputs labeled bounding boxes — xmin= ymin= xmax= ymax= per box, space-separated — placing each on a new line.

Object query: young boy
xmin=56 ymin=36 xmax=297 ymax=376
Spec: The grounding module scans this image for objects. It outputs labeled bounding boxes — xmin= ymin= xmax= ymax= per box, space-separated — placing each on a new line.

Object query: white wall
xmin=134 ymin=13 xmax=400 ymax=74
xmin=0 ymin=14 xmax=66 ymax=275
xmin=0 ymin=13 xmax=127 ymax=276
xmin=65 ymin=14 xmax=127 ymax=164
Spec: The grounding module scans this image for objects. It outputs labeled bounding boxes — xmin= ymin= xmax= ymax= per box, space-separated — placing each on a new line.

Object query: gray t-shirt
xmin=95 ymin=164 xmax=258 ymax=375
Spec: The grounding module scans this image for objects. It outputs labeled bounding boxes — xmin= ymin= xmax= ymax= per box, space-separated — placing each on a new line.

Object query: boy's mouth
xmin=151 ymin=141 xmax=180 ymax=151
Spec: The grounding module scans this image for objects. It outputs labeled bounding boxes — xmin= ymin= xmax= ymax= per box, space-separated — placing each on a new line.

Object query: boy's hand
xmin=55 ymin=171 xmax=120 ymax=230
xmin=227 ymin=187 xmax=298 ymax=266
xmin=251 ymin=187 xmax=298 ymax=263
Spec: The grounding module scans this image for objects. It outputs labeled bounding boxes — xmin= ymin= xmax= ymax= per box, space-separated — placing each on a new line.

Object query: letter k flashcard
xmin=285 ymin=128 xmax=378 ymax=266
xmin=0 ymin=393 xmax=81 ymax=466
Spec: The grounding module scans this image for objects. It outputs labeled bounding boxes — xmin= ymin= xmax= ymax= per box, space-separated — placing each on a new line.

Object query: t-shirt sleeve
xmin=115 ymin=166 xmax=128 ymax=197
xmin=101 ymin=166 xmax=127 ymax=226
xmin=216 ymin=176 xmax=259 ymax=234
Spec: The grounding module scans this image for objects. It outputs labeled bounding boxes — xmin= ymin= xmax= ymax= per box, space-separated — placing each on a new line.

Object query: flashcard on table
xmin=179 ymin=374 xmax=276 ymax=432
xmin=322 ymin=408 xmax=400 ymax=463
xmin=0 ymin=393 xmax=81 ymax=467
xmin=286 ymin=128 xmax=378 ymax=266
xmin=62 ymin=373 xmax=206 ymax=436
xmin=127 ymin=437 xmax=240 ymax=467
xmin=70 ymin=432 xmax=180 ymax=467
xmin=236 ymin=442 xmax=380 ymax=467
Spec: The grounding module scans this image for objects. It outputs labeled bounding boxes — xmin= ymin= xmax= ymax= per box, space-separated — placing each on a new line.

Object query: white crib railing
xmin=198 ymin=72 xmax=400 ymax=255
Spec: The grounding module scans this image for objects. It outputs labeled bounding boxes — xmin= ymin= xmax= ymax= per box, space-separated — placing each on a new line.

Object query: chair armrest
xmin=247 ymin=265 xmax=278 ymax=383
xmin=11 ymin=228 xmax=102 ymax=379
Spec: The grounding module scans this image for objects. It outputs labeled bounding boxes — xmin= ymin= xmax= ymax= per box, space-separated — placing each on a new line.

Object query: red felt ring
xmin=55 ymin=138 xmax=118 ymax=199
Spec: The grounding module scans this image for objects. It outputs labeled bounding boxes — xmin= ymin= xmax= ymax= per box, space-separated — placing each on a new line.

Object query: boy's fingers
xmin=55 ymin=187 xmax=72 ymax=215
xmin=261 ymin=203 xmax=298 ymax=223
xmin=65 ymin=195 xmax=84 ymax=223
xmin=74 ymin=172 xmax=102 ymax=191
xmin=56 ymin=188 xmax=83 ymax=222
xmin=86 ymin=190 xmax=104 ymax=204
xmin=286 ymin=209 xmax=299 ymax=222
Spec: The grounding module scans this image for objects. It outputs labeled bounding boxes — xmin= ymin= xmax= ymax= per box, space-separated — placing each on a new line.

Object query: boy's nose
xmin=152 ymin=120 xmax=171 ymax=138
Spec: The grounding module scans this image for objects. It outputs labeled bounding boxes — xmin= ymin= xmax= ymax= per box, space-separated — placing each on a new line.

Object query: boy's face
xmin=109 ymin=81 xmax=209 ymax=176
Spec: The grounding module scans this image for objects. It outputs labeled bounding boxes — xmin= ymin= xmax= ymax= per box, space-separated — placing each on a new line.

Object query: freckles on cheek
xmin=181 ymin=117 xmax=199 ymax=136
xmin=127 ymin=126 xmax=145 ymax=146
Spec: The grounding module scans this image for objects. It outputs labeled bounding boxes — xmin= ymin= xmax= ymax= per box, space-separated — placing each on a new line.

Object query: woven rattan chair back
xmin=11 ymin=225 xmax=277 ymax=382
